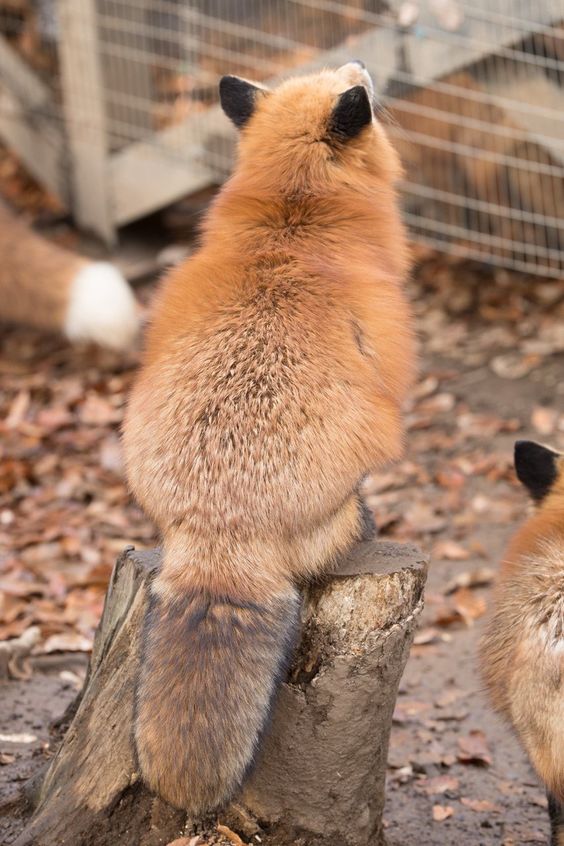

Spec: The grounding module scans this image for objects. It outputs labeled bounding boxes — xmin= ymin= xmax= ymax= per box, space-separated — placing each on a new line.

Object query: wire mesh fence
xmin=0 ymin=0 xmax=563 ymax=276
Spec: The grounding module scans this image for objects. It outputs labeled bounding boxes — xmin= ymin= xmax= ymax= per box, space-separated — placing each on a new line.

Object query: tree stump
xmin=15 ymin=540 xmax=427 ymax=846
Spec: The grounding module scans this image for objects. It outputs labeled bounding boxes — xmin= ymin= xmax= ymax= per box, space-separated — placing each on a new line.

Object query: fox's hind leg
xmin=548 ymin=792 xmax=564 ymax=846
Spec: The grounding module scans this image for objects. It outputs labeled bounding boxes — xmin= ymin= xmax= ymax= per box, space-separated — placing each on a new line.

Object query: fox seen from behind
xmin=481 ymin=440 xmax=564 ymax=846
xmin=123 ymin=63 xmax=416 ymax=814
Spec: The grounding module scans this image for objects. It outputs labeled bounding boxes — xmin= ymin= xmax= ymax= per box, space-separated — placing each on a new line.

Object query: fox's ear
xmin=514 ymin=440 xmax=559 ymax=502
xmin=329 ymin=85 xmax=372 ymax=141
xmin=219 ymin=76 xmax=265 ymax=128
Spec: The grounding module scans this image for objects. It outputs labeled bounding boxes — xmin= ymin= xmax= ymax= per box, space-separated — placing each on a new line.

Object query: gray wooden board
xmin=0 ymin=88 xmax=66 ymax=203
xmin=478 ymin=63 xmax=564 ymax=166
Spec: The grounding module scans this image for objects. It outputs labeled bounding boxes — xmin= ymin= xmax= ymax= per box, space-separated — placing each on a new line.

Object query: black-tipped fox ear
xmin=219 ymin=76 xmax=264 ymax=128
xmin=329 ymin=85 xmax=372 ymax=141
xmin=514 ymin=440 xmax=559 ymax=502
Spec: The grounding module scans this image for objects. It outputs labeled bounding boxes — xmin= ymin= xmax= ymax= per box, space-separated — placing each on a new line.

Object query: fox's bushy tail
xmin=0 ymin=200 xmax=139 ymax=350
xmin=134 ymin=571 xmax=301 ymax=813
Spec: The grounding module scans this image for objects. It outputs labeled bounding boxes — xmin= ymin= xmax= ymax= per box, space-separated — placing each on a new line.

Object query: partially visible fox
xmin=481 ymin=440 xmax=564 ymax=846
xmin=123 ymin=62 xmax=416 ymax=814
xmin=0 ymin=200 xmax=139 ymax=350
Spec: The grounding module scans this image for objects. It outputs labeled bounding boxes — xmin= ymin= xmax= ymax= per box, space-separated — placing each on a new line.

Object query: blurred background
xmin=0 ymin=2 xmax=563 ymax=845
xmin=1 ymin=0 xmax=563 ymax=272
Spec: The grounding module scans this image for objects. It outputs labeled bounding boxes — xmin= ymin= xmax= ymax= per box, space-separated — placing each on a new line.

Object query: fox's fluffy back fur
xmin=481 ymin=442 xmax=564 ymax=801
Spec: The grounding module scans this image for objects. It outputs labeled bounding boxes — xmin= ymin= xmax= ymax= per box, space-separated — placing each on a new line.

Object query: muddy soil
xmin=0 ymin=657 xmax=86 ymax=844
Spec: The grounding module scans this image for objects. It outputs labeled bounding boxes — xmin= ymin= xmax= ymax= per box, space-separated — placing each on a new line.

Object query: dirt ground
xmin=1 ymin=217 xmax=563 ymax=845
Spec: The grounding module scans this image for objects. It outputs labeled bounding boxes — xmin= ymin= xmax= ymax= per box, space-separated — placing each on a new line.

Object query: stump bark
xmin=15 ymin=540 xmax=427 ymax=846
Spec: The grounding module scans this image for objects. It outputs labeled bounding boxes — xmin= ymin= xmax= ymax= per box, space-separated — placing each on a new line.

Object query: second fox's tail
xmin=134 ymin=567 xmax=301 ymax=813
xmin=0 ymin=200 xmax=139 ymax=350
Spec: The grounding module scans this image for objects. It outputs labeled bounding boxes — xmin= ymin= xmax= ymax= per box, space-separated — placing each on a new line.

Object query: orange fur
xmin=481 ymin=442 xmax=564 ymax=843
xmin=0 ymin=200 xmax=84 ymax=332
xmin=0 ymin=200 xmax=139 ymax=349
xmin=123 ymin=64 xmax=416 ymax=814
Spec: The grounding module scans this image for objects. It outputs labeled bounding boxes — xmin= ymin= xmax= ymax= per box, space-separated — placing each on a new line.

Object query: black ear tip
xmin=219 ymin=75 xmax=239 ymax=99
xmin=514 ymin=439 xmax=532 ymax=460
xmin=350 ymin=84 xmax=370 ymax=101
xmin=514 ymin=439 xmax=558 ymax=501
xmin=219 ymin=75 xmax=261 ymax=128
xmin=219 ymin=74 xmax=235 ymax=90
xmin=514 ymin=439 xmax=551 ymax=464
xmin=330 ymin=85 xmax=372 ymax=141
xmin=514 ymin=439 xmax=534 ymax=477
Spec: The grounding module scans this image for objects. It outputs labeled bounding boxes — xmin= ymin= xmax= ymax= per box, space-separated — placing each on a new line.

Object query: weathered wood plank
xmin=57 ymin=0 xmax=115 ymax=244
xmin=479 ymin=64 xmax=564 ymax=166
xmin=110 ymin=121 xmax=218 ymax=226
xmin=385 ymin=0 xmax=563 ymax=86
xmin=0 ymin=88 xmax=66 ymax=203
xmin=0 ymin=31 xmax=53 ymax=110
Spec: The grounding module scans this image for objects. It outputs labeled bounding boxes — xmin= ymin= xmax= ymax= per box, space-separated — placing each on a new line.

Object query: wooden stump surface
xmin=14 ymin=540 xmax=427 ymax=846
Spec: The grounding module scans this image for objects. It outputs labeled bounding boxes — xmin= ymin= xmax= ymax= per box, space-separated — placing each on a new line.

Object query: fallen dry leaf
xmin=413 ymin=375 xmax=439 ymax=400
xmin=59 ymin=670 xmax=86 ymax=691
xmin=451 ymin=587 xmax=487 ymax=626
xmin=4 ymin=389 xmax=30 ymax=428
xmin=457 ymin=412 xmax=521 ymax=438
xmin=42 ymin=633 xmax=93 ymax=653
xmin=433 ymin=540 xmax=470 ymax=561
xmin=490 ymin=352 xmax=540 ymax=380
xmin=444 ymin=567 xmax=495 ymax=595
xmin=165 ymin=838 xmax=202 ymax=846
xmin=78 ymin=393 xmax=121 ymax=426
xmin=416 ymin=392 xmax=456 ymax=415
xmin=417 ymin=775 xmax=460 ymax=796
xmin=435 ymin=688 xmax=465 ymax=708
xmin=433 ymin=604 xmax=464 ymax=628
xmin=413 ymin=627 xmax=441 ymax=645
xmin=217 ymin=824 xmax=247 ymax=845
xmin=457 ymin=730 xmax=492 ymax=766
xmin=403 ymin=502 xmax=447 ymax=535
xmin=35 ymin=406 xmax=74 ymax=432
xmin=0 ymin=732 xmax=37 ymax=743
xmin=514 ymin=830 xmax=547 ymax=843
xmin=393 ymin=701 xmax=431 ymax=724
xmin=432 ymin=804 xmax=454 ymax=821
xmin=460 ymin=797 xmax=501 ymax=813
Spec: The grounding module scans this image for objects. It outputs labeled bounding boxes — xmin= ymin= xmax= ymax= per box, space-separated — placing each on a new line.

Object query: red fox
xmin=123 ymin=62 xmax=416 ymax=814
xmin=0 ymin=200 xmax=139 ymax=350
xmin=481 ymin=440 xmax=564 ymax=846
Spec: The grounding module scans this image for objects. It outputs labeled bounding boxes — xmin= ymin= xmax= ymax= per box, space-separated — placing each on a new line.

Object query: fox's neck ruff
xmin=200 ymin=163 xmax=407 ymax=279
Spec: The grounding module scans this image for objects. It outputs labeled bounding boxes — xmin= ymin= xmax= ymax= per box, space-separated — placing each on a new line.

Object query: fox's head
xmin=218 ymin=62 xmax=402 ymax=191
xmin=514 ymin=440 xmax=564 ymax=506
